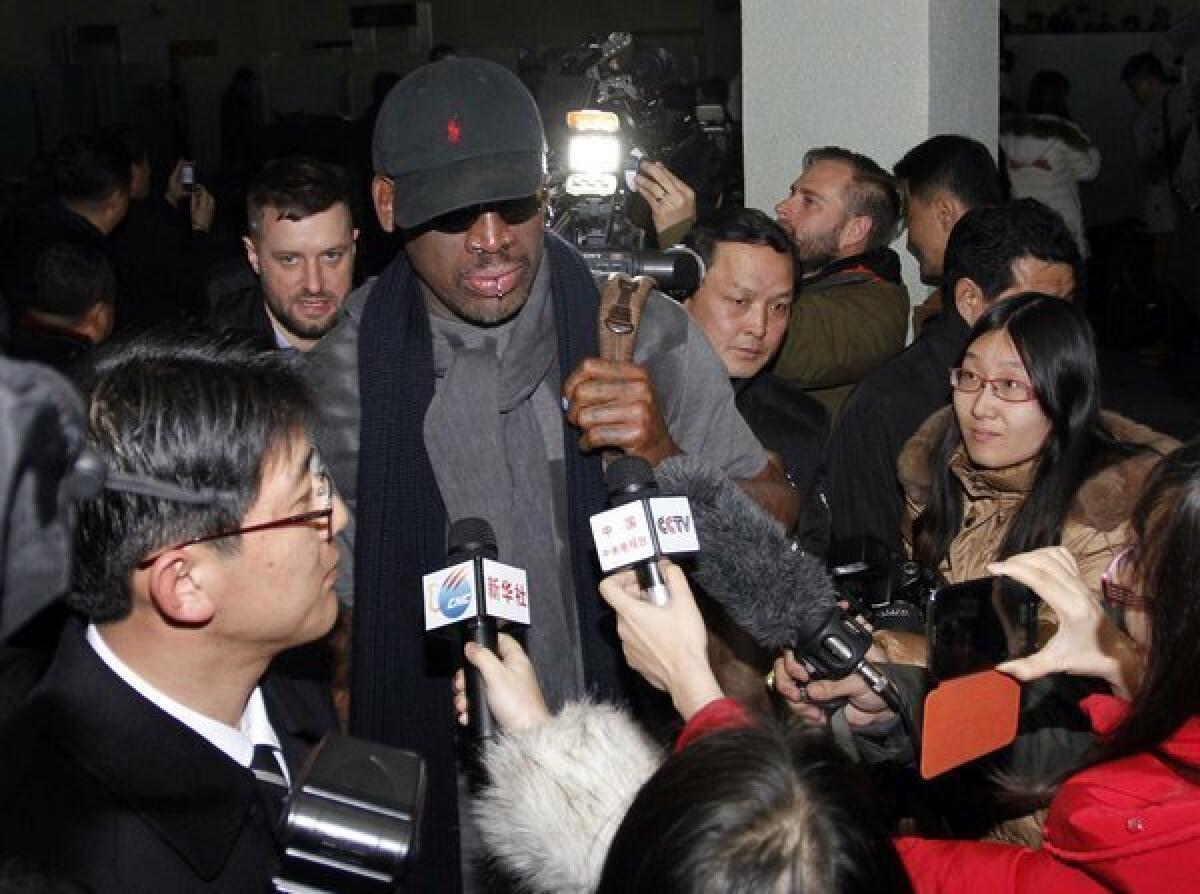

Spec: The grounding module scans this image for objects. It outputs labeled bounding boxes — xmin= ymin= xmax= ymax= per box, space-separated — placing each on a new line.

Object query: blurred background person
xmin=1000 ymin=70 xmax=1101 ymax=257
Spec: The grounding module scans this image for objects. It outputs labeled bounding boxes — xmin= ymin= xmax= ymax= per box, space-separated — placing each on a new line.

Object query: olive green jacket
xmin=773 ymin=248 xmax=909 ymax=419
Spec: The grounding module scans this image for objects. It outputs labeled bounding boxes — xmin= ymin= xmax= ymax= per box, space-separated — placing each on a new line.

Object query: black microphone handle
xmin=466 ymin=616 xmax=498 ymax=741
xmin=635 ymin=556 xmax=670 ymax=606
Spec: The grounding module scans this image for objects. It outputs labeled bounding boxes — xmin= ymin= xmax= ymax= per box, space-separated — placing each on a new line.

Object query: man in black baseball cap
xmin=305 ymin=56 xmax=796 ymax=892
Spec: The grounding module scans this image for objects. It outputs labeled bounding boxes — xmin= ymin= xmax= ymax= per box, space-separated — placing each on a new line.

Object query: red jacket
xmin=675 ymin=697 xmax=753 ymax=752
xmin=898 ymin=695 xmax=1200 ymax=892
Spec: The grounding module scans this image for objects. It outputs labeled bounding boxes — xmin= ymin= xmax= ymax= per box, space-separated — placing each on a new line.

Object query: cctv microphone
xmin=422 ymin=518 xmax=530 ymax=741
xmin=589 ymin=456 xmax=698 ymax=606
xmin=654 ymin=456 xmax=889 ymax=697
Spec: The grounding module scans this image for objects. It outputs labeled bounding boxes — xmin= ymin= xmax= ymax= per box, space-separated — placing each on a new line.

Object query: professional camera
xmin=0 ymin=357 xmax=426 ymax=893
xmin=539 ymin=32 xmax=719 ymax=293
xmin=827 ymin=536 xmax=939 ymax=635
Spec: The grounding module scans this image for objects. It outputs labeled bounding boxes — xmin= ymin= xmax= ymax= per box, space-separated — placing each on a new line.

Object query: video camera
xmin=0 ymin=356 xmax=426 ymax=893
xmin=827 ymin=536 xmax=939 ymax=636
xmin=540 ymin=32 xmax=718 ymax=294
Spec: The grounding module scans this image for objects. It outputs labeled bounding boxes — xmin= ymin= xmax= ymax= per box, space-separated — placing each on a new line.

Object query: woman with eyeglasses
xmin=775 ymin=293 xmax=1176 ymax=840
xmin=898 ymin=440 xmax=1200 ymax=892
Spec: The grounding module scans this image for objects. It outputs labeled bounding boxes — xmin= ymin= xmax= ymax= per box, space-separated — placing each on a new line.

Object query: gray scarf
xmin=423 ymin=262 xmax=583 ymax=709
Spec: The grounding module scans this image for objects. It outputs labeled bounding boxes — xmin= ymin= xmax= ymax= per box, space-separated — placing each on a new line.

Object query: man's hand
xmin=453 ymin=633 xmax=551 ymax=733
xmin=736 ymin=460 xmax=800 ymax=530
xmin=772 ymin=644 xmax=895 ymax=729
xmin=165 ymin=159 xmax=191 ymax=207
xmin=599 ymin=561 xmax=723 ymax=720
xmin=189 ymin=185 xmax=215 ymax=233
xmin=633 ymin=161 xmax=696 ymax=245
xmin=563 ymin=358 xmax=682 ymax=465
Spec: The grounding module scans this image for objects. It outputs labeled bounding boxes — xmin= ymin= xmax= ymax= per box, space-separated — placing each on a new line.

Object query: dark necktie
xmin=250 ymin=744 xmax=289 ymax=828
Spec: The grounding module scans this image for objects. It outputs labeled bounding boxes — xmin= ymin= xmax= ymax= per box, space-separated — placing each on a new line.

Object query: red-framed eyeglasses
xmin=950 ymin=368 xmax=1039 ymax=403
xmin=136 ymin=456 xmax=334 ymax=570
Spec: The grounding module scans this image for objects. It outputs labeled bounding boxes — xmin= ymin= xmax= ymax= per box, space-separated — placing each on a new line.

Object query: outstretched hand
xmin=453 ymin=633 xmax=551 ymax=733
xmin=598 ymin=561 xmax=723 ymax=720
xmin=991 ymin=547 xmax=1143 ymax=698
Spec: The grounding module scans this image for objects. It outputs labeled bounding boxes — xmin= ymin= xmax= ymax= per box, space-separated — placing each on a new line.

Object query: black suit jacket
xmin=0 ymin=619 xmax=334 ymax=893
xmin=825 ymin=308 xmax=971 ymax=551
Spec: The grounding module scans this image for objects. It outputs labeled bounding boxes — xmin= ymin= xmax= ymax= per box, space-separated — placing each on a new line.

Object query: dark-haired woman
xmin=900 ymin=292 xmax=1173 ymax=610
xmin=460 ymin=561 xmax=913 ymax=894
xmin=898 ymin=440 xmax=1200 ymax=892
xmin=774 ymin=294 xmax=1174 ymax=839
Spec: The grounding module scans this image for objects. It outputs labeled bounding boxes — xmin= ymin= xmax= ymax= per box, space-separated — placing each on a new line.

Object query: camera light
xmin=566 ymin=172 xmax=618 ymax=197
xmin=566 ymin=109 xmax=619 ymax=133
xmin=568 ymin=134 xmax=621 ymax=176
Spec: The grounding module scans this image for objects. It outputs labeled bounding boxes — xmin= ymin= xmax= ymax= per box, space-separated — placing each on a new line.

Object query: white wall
xmin=743 ymin=0 xmax=998 ymax=306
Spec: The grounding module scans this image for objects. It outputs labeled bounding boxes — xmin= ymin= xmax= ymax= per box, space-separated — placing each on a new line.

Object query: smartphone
xmin=926 ymin=576 xmax=1038 ymax=682
xmin=180 ymin=162 xmax=196 ymax=193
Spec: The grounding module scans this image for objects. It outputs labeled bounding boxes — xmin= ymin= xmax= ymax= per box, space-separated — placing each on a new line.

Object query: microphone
xmin=422 ymin=518 xmax=530 ymax=741
xmin=589 ymin=456 xmax=698 ymax=606
xmin=654 ymin=456 xmax=889 ymax=696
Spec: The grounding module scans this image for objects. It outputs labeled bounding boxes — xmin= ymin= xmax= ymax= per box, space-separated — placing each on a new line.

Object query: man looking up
xmin=212 ymin=157 xmax=358 ymax=351
xmin=682 ymin=208 xmax=830 ymax=551
xmin=305 ymin=56 xmax=794 ymax=891
xmin=772 ymin=146 xmax=909 ymax=417
xmin=0 ymin=334 xmax=346 ymax=890
xmin=825 ymin=199 xmax=1081 ymax=551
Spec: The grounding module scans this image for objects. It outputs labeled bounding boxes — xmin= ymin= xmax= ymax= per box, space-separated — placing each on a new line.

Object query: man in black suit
xmin=209 ymin=156 xmax=358 ymax=352
xmin=0 ymin=334 xmax=347 ymax=892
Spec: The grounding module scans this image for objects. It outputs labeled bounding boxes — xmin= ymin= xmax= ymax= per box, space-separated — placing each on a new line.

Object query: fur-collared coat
xmin=897 ymin=407 xmax=1178 ymax=600
xmin=473 ymin=701 xmax=663 ymax=893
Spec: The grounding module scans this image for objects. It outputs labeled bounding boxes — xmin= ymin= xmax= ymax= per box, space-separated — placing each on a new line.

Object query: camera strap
xmin=596 ymin=274 xmax=654 ymax=467
xmin=597 ymin=274 xmax=653 ymax=364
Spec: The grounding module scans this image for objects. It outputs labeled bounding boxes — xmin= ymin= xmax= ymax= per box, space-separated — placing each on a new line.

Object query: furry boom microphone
xmin=654 ymin=456 xmax=889 ymax=692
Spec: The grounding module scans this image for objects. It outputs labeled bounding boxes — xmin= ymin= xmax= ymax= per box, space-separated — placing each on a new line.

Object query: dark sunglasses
xmin=425 ymin=194 xmax=543 ymax=234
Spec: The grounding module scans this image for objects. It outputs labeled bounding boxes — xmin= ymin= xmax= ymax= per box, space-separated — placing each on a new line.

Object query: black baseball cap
xmin=372 ymin=57 xmax=546 ymax=230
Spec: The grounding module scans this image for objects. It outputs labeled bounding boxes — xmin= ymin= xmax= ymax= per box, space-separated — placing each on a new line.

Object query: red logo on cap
xmin=447 ymin=117 xmax=461 ymax=145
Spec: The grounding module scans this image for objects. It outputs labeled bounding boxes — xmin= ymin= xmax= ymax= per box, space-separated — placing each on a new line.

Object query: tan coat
xmin=898 ymin=407 xmax=1178 ymax=600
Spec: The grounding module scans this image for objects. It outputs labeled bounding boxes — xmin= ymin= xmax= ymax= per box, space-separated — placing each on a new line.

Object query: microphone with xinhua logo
xmin=422 ymin=518 xmax=530 ymax=741
xmin=590 ymin=456 xmax=698 ymax=605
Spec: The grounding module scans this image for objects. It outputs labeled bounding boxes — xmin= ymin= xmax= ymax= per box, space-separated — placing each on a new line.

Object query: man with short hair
xmin=211 ymin=157 xmax=358 ymax=351
xmin=0 ymin=334 xmax=346 ymax=890
xmin=772 ymin=146 xmax=910 ymax=417
xmin=683 ymin=208 xmax=830 ymax=551
xmin=893 ymin=134 xmax=1005 ymax=289
xmin=7 ymin=241 xmax=116 ymax=377
xmin=2 ymin=131 xmax=131 ymax=314
xmin=825 ymin=199 xmax=1081 ymax=551
xmin=306 ymin=56 xmax=794 ymax=891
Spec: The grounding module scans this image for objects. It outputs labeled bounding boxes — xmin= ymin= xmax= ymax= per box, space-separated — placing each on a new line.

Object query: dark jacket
xmin=772 ymin=246 xmax=909 ymax=419
xmin=0 ymin=619 xmax=335 ymax=892
xmin=108 ymin=196 xmax=212 ymax=334
xmin=735 ymin=371 xmax=830 ymax=553
xmin=825 ymin=306 xmax=970 ymax=552
xmin=206 ymin=257 xmax=277 ymax=348
xmin=0 ymin=201 xmax=109 ymax=314
xmin=5 ymin=316 xmax=95 ymax=382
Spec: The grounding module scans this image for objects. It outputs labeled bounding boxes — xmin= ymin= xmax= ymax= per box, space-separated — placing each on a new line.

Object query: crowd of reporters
xmin=0 ymin=48 xmax=1198 ymax=894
